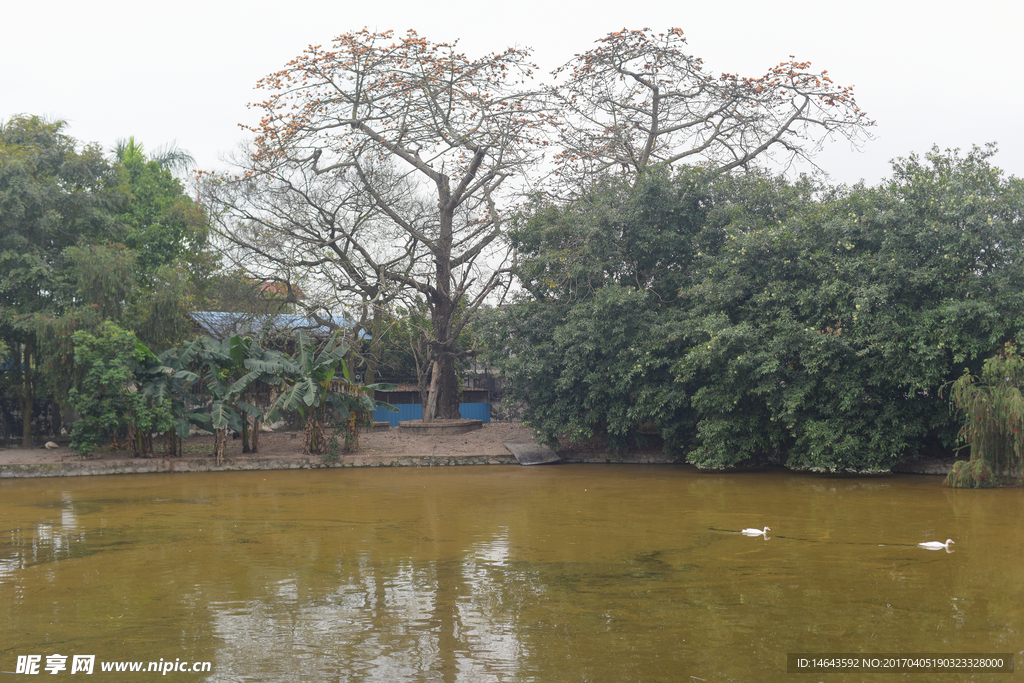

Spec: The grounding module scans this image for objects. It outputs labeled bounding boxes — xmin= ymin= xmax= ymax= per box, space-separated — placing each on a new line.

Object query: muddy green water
xmin=1 ymin=466 xmax=1021 ymax=682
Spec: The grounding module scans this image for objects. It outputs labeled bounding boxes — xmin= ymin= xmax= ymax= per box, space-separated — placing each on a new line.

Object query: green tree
xmin=109 ymin=136 xmax=214 ymax=349
xmin=0 ymin=115 xmax=125 ymax=446
xmin=69 ymin=321 xmax=175 ymax=456
xmin=151 ymin=340 xmax=205 ymax=457
xmin=32 ymin=243 xmax=139 ymax=407
xmin=488 ymin=146 xmax=1024 ymax=472
xmin=215 ymin=333 xmax=295 ymax=454
xmin=30 ymin=135 xmax=213 ymax=417
xmin=113 ymin=137 xmax=210 ymax=279
xmin=33 ymin=239 xmax=198 ymax=410
xmin=113 ymin=136 xmax=195 ymax=175
xmin=187 ymin=335 xmax=269 ymax=464
xmin=483 ymin=167 xmax=723 ymax=451
xmin=945 ymin=343 xmax=1024 ymax=487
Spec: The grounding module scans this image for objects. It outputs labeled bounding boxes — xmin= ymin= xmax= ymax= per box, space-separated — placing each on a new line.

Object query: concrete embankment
xmin=0 ymin=451 xmax=693 ymax=479
xmin=0 ymin=454 xmax=520 ymax=478
xmin=0 ymin=451 xmax=952 ymax=479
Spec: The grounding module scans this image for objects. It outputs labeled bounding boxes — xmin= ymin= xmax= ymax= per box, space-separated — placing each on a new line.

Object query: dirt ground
xmin=0 ymin=422 xmax=538 ymax=465
xmin=0 ymin=425 xmax=959 ymax=474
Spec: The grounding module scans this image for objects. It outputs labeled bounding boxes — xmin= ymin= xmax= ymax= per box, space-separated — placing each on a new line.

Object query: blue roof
xmin=190 ymin=311 xmax=369 ymax=340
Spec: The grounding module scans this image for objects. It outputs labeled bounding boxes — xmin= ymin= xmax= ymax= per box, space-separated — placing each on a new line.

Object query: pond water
xmin=1 ymin=465 xmax=1021 ymax=682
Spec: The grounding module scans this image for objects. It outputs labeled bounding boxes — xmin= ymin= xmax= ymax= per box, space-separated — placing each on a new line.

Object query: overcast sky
xmin=3 ymin=0 xmax=1022 ymax=187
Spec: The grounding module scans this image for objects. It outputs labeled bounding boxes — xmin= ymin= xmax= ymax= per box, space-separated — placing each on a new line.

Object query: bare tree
xmin=552 ymin=28 xmax=874 ymax=188
xmin=203 ymin=150 xmax=419 ymax=383
xmin=213 ymin=29 xmax=550 ymax=420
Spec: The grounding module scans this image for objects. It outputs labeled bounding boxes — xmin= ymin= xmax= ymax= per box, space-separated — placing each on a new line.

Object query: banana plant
xmin=152 ymin=340 xmax=206 ymax=456
xmin=193 ymin=334 xmax=302 ymax=461
xmin=273 ymin=329 xmax=396 ymax=454
xmin=225 ymin=335 xmax=294 ymax=453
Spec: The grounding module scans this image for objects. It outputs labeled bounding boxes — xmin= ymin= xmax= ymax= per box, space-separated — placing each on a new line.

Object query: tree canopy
xmin=484 ymin=146 xmax=1024 ymax=472
xmin=13 ymin=29 xmax=1020 ymax=479
xmin=0 ymin=116 xmax=213 ymax=445
xmin=210 ymin=27 xmax=876 ymax=424
xmin=0 ymin=115 xmax=125 ymax=445
xmin=114 ymin=138 xmax=210 ymax=279
xmin=208 ymin=29 xmax=552 ymax=420
xmin=551 ymin=28 xmax=873 ymax=190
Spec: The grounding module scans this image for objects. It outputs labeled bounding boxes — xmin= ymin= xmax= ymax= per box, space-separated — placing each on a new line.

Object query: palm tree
xmin=112 ymin=136 xmax=195 ymax=174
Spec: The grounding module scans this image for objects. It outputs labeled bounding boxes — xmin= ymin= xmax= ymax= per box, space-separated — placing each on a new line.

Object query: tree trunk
xmin=128 ymin=424 xmax=140 ymax=458
xmin=141 ymin=428 xmax=153 ymax=457
xmin=424 ymin=359 xmax=440 ymax=422
xmin=128 ymin=423 xmax=153 ymax=458
xmin=425 ymin=354 xmax=462 ymax=420
xmin=428 ymin=288 xmax=461 ymax=420
xmin=241 ymin=418 xmax=250 ymax=453
xmin=214 ymin=427 xmax=226 ymax=465
xmin=343 ymin=416 xmax=359 ymax=452
xmin=431 ymin=193 xmax=461 ymax=421
xmin=303 ymin=416 xmax=325 ymax=454
xmin=19 ymin=341 xmax=34 ymax=448
xmin=250 ymin=417 xmax=261 ymax=453
xmin=434 ymin=353 xmax=461 ymax=420
xmin=414 ymin=336 xmax=432 ymax=417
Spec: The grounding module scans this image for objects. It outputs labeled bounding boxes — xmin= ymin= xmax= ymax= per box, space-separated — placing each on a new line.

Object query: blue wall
xmin=373 ymin=403 xmax=490 ymax=426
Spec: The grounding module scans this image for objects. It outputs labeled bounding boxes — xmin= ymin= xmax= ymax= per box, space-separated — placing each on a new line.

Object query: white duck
xmin=741 ymin=526 xmax=771 ymax=536
xmin=918 ymin=539 xmax=955 ymax=550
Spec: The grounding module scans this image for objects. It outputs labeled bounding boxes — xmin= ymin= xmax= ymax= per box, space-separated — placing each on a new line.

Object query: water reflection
xmin=205 ymin=548 xmax=527 ymax=681
xmin=0 ymin=467 xmax=1021 ymax=682
xmin=0 ymin=492 xmax=88 ymax=584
